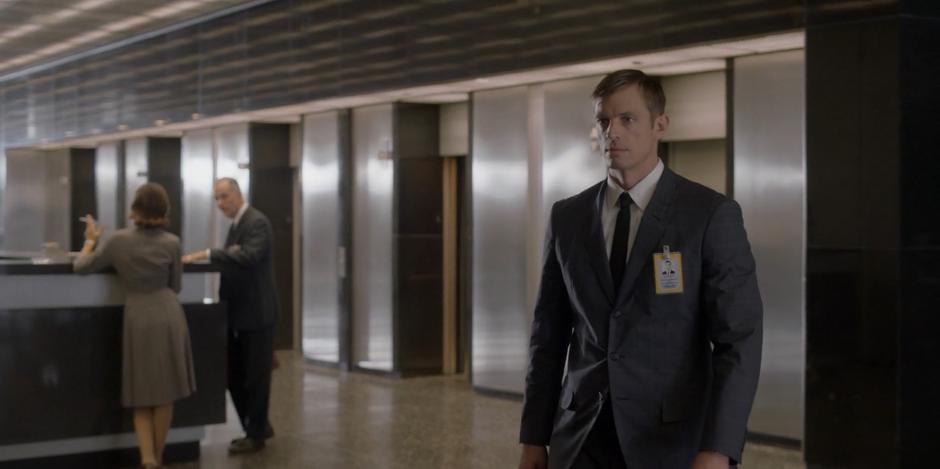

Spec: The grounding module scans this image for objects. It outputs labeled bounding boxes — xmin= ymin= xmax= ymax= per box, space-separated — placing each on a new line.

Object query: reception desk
xmin=0 ymin=255 xmax=227 ymax=467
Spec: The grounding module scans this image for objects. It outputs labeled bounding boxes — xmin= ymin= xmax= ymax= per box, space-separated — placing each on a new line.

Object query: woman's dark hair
xmin=130 ymin=182 xmax=171 ymax=228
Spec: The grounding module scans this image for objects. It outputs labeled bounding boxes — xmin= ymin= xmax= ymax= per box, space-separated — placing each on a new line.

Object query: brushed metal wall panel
xmin=181 ymin=130 xmax=216 ymax=253
xmin=2 ymin=150 xmax=46 ymax=251
xmin=181 ymin=129 xmax=219 ymax=303
xmin=212 ymin=124 xmax=249 ymax=249
xmin=46 ymin=151 xmax=70 ymax=252
xmin=668 ymin=139 xmax=727 ymax=195
xmin=2 ymin=150 xmax=69 ymax=251
xmin=123 ymin=138 xmax=149 ymax=215
xmin=661 ymin=71 xmax=726 ymax=142
xmin=439 ymin=102 xmax=469 ymax=157
xmin=542 ymin=75 xmax=607 ymax=229
xmin=471 ymin=86 xmax=530 ymax=393
xmin=94 ymin=142 xmax=121 ymax=233
xmin=734 ymin=49 xmax=806 ymax=441
xmin=351 ymin=104 xmax=394 ymax=371
xmin=301 ymin=111 xmax=341 ymax=363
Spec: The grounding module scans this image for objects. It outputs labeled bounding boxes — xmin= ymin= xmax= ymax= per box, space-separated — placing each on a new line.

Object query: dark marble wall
xmin=897 ymin=7 xmax=940 ymax=466
xmin=805 ymin=15 xmax=900 ymax=469
xmin=805 ymin=3 xmax=940 ymax=467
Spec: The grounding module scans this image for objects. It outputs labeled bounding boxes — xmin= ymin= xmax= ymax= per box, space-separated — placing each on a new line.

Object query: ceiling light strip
xmin=0 ymin=0 xmax=278 ymax=84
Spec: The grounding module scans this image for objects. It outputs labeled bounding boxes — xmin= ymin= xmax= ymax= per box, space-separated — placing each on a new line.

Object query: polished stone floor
xmin=168 ymin=351 xmax=803 ymax=468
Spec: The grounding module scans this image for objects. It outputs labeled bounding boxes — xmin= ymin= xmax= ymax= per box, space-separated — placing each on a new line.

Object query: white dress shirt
xmin=206 ymin=203 xmax=250 ymax=258
xmin=232 ymin=203 xmax=249 ymax=228
xmin=602 ymin=159 xmax=664 ymax=262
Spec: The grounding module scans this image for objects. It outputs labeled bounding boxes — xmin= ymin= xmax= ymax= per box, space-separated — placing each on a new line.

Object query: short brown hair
xmin=592 ymin=69 xmax=666 ymax=117
xmin=131 ymin=183 xmax=171 ymax=228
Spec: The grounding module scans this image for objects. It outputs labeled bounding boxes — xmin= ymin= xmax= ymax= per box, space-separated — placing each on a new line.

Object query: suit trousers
xmin=228 ymin=325 xmax=274 ymax=439
xmin=571 ymin=399 xmax=628 ymax=469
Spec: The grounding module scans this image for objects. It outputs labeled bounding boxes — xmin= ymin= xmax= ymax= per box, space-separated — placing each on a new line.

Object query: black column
xmin=248 ymin=123 xmax=295 ymax=351
xmin=394 ymin=103 xmax=443 ymax=375
xmin=69 ymin=148 xmax=97 ymax=251
xmin=337 ymin=110 xmax=354 ymax=372
xmin=805 ymin=3 xmax=940 ymax=468
xmin=896 ymin=3 xmax=940 ymax=466
xmin=146 ymin=137 xmax=182 ymax=238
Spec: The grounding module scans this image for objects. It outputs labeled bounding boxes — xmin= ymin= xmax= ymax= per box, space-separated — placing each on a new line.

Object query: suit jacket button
xmin=609 ymin=353 xmax=619 ymax=361
xmin=613 ymin=310 xmax=623 ymax=318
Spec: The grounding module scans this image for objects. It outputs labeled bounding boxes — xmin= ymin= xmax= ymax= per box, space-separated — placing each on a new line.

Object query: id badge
xmin=653 ymin=245 xmax=684 ymax=295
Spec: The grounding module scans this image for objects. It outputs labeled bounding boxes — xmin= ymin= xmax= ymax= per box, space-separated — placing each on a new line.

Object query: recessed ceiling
xmin=32 ymin=30 xmax=804 ymax=150
xmin=0 ymin=0 xmax=261 ymax=77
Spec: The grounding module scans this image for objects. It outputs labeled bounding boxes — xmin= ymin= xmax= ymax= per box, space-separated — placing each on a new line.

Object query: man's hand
xmin=519 ymin=444 xmax=548 ymax=469
xmin=691 ymin=451 xmax=730 ymax=469
xmin=182 ymin=250 xmax=209 ymax=264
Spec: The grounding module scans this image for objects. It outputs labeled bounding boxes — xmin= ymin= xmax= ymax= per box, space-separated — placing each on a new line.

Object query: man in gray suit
xmin=183 ymin=178 xmax=278 ymax=454
xmin=518 ymin=70 xmax=762 ymax=469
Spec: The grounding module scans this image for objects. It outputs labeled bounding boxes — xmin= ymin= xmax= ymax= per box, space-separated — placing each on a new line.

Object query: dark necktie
xmin=225 ymin=223 xmax=236 ymax=247
xmin=609 ymin=192 xmax=633 ymax=292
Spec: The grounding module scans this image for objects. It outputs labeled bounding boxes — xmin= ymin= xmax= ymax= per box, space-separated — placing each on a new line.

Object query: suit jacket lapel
xmin=582 ymin=181 xmax=615 ymax=305
xmin=614 ymin=168 xmax=679 ymax=306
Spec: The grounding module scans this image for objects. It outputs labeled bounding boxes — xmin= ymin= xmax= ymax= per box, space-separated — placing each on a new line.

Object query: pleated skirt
xmin=122 ymin=289 xmax=196 ymax=407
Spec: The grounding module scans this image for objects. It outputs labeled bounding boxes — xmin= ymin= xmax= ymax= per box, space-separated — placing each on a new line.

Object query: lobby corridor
xmin=175 ymin=351 xmax=803 ymax=469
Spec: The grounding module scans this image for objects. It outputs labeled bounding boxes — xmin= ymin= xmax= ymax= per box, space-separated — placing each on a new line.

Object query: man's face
xmin=213 ymin=181 xmax=244 ymax=219
xmin=593 ymin=84 xmax=668 ymax=174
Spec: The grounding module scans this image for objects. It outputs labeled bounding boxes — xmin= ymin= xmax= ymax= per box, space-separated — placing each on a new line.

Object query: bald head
xmin=213 ymin=177 xmax=245 ymax=219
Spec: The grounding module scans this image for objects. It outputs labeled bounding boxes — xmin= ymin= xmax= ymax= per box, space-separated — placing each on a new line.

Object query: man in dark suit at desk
xmin=184 ymin=177 xmax=278 ymax=454
xmin=518 ymin=70 xmax=763 ymax=469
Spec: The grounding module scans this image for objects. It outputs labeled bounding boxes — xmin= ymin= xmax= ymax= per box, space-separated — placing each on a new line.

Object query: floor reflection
xmin=167 ymin=351 xmax=802 ymax=468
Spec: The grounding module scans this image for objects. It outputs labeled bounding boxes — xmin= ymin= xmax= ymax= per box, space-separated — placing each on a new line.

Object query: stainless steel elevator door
xmin=734 ymin=49 xmax=806 ymax=442
xmin=181 ymin=129 xmax=216 ymax=253
xmin=351 ymin=104 xmax=394 ymax=371
xmin=301 ymin=111 xmax=342 ymax=363
xmin=212 ymin=124 xmax=250 ymax=249
xmin=471 ymin=86 xmax=530 ymax=393
xmin=95 ymin=142 xmax=121 ymax=233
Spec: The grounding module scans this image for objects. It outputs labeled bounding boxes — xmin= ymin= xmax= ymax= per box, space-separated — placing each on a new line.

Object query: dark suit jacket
xmin=519 ymin=169 xmax=763 ymax=469
xmin=211 ymin=206 xmax=279 ymax=331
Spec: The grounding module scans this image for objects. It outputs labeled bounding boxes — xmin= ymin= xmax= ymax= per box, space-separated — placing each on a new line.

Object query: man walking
xmin=519 ymin=70 xmax=762 ymax=469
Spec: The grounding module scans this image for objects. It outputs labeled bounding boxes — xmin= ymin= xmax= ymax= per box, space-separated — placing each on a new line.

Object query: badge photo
xmin=653 ymin=245 xmax=684 ymax=295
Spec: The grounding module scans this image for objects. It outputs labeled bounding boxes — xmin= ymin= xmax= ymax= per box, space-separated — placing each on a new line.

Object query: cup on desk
xmin=40 ymin=242 xmax=69 ymax=263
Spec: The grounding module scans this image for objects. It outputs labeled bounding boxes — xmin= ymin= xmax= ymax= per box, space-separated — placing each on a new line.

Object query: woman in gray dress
xmin=75 ymin=183 xmax=196 ymax=468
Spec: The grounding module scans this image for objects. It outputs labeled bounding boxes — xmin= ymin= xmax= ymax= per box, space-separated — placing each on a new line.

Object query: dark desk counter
xmin=0 ymin=261 xmax=227 ymax=467
xmin=0 ymin=250 xmax=218 ymax=275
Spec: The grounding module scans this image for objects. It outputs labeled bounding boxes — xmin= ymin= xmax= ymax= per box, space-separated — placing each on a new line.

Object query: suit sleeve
xmin=519 ymin=202 xmax=573 ymax=446
xmin=699 ymin=199 xmax=763 ymax=464
xmin=209 ymin=217 xmax=272 ymax=268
